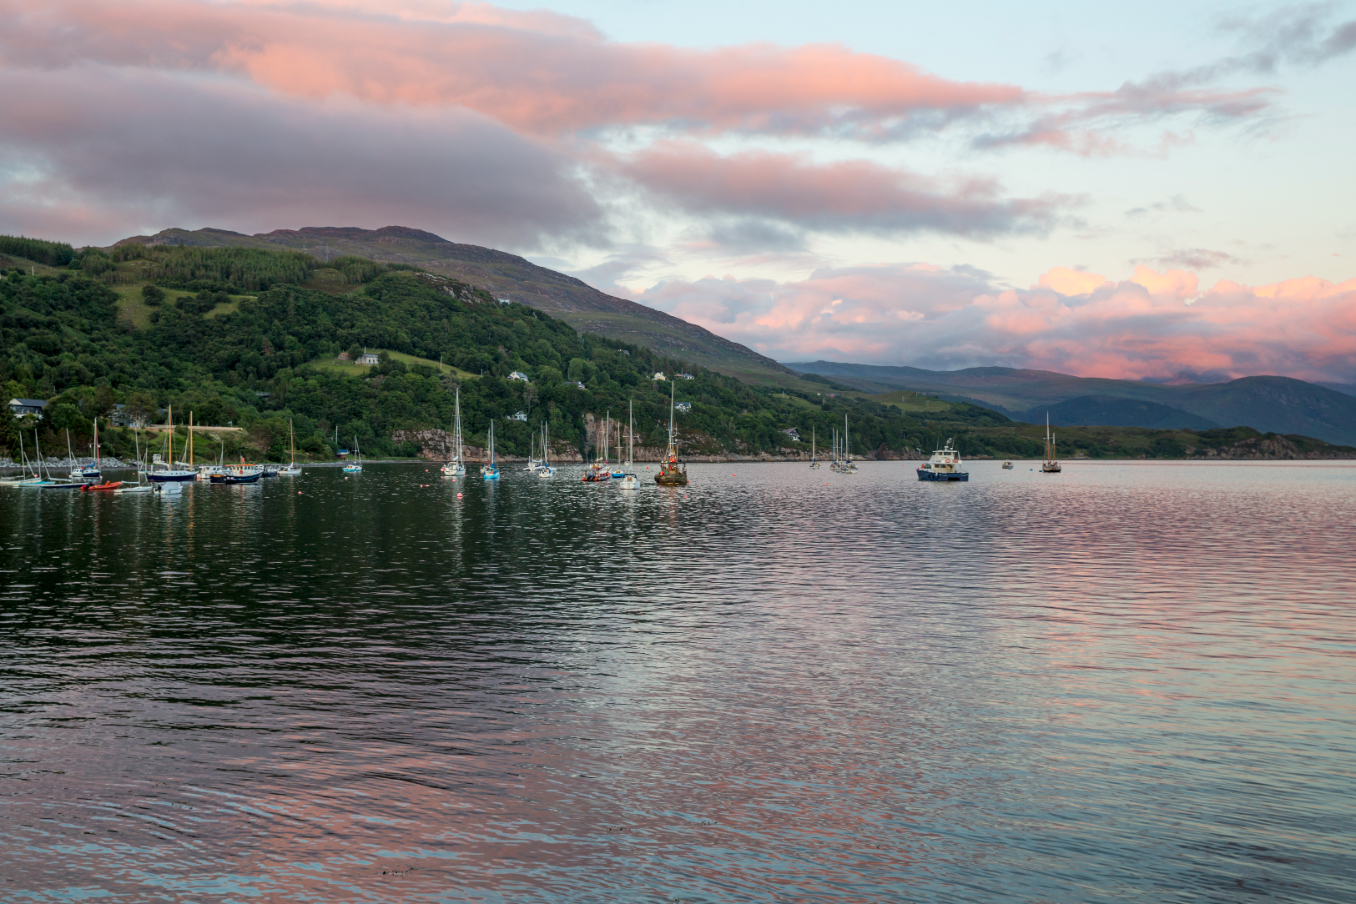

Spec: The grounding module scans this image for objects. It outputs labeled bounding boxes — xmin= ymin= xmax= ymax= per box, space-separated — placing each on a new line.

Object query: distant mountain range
xmin=113 ymin=226 xmax=807 ymax=388
xmin=785 ymin=362 xmax=1356 ymax=446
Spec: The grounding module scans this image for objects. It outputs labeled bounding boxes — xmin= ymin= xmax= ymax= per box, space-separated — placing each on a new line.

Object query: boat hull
xmin=148 ymin=472 xmax=196 ymax=482
xmin=210 ymin=473 xmax=261 ymax=484
xmin=917 ymin=469 xmax=968 ymax=482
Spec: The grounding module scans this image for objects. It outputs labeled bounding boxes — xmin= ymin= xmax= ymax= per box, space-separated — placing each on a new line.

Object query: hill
xmin=786 ymin=361 xmax=1356 ymax=446
xmin=112 ymin=226 xmax=819 ymax=391
xmin=0 ymin=240 xmax=1004 ymax=463
xmin=1046 ymin=396 xmax=1219 ymax=430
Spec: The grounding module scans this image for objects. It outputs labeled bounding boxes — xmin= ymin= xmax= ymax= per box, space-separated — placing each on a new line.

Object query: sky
xmin=1 ymin=0 xmax=1354 ymax=381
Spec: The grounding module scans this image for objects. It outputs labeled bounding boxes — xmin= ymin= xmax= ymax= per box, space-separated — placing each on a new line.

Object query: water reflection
xmin=1 ymin=462 xmax=1353 ymax=902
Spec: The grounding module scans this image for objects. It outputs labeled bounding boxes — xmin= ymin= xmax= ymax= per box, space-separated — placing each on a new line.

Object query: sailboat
xmin=482 ymin=421 xmax=500 ymax=479
xmin=7 ymin=431 xmax=50 ymax=486
xmin=841 ymin=415 xmax=858 ymax=473
xmin=618 ymin=398 xmax=640 ymax=490
xmin=83 ymin=419 xmax=122 ymax=490
xmin=279 ymin=420 xmax=303 ymax=476
xmin=441 ymin=387 xmax=466 ymax=477
xmin=525 ymin=431 xmax=539 ymax=472
xmin=148 ymin=406 xmax=196 ymax=482
xmin=1041 ymin=413 xmax=1062 ymax=473
xmin=538 ymin=422 xmax=555 ymax=478
xmin=583 ymin=412 xmax=611 ymax=482
xmin=115 ymin=427 xmax=155 ymax=493
xmin=611 ymin=419 xmax=626 ymax=479
xmin=343 ymin=436 xmax=363 ymax=473
xmin=19 ymin=429 xmax=54 ymax=487
xmin=43 ymin=429 xmax=93 ymax=489
xmin=70 ymin=420 xmax=102 ymax=480
xmin=809 ymin=425 xmax=819 ymax=469
xmin=655 ymin=381 xmax=688 ymax=486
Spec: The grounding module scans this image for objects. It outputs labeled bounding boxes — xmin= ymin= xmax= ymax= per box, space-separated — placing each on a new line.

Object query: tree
xmin=142 ymin=285 xmax=164 ymax=306
xmin=125 ymin=392 xmax=157 ymax=428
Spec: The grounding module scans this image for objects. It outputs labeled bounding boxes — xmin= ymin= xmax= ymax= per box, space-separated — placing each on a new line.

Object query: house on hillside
xmin=675 ymin=401 xmax=692 ymax=413
xmin=8 ymin=398 xmax=46 ymax=419
xmin=676 ymin=373 xmax=695 ymax=380
xmin=570 ymin=381 xmax=587 ymax=390
xmin=508 ymin=371 xmax=530 ymax=382
xmin=782 ymin=427 xmax=800 ymax=441
xmin=508 ymin=411 xmax=528 ymax=422
xmin=652 ymin=372 xmax=666 ymax=381
xmin=358 ymin=351 xmax=380 ymax=366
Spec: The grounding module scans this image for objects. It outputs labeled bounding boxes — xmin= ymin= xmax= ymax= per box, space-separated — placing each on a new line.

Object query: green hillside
xmin=0 ymin=240 xmax=1001 ymax=462
xmin=113 ymin=226 xmax=828 ymax=393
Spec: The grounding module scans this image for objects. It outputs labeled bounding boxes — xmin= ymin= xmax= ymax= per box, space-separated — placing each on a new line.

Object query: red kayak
xmin=83 ymin=481 xmax=123 ymax=492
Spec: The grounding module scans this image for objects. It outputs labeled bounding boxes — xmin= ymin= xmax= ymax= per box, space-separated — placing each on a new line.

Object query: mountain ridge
xmin=786 ymin=361 xmax=1356 ymax=446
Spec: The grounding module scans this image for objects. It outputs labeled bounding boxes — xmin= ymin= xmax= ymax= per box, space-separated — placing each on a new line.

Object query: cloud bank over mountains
xmin=627 ymin=265 xmax=1356 ymax=384
xmin=0 ymin=0 xmax=1351 ymax=380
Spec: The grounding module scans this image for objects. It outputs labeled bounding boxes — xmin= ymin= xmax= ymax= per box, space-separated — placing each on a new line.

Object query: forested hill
xmin=0 ymin=240 xmax=1005 ymax=462
xmin=112 ymin=225 xmax=806 ymax=389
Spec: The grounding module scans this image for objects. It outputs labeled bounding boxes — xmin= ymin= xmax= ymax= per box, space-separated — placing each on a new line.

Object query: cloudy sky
xmin=2 ymin=0 xmax=1353 ymax=380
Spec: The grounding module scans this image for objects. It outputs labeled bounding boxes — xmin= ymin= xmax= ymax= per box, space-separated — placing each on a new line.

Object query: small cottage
xmin=8 ymin=398 xmax=47 ymax=419
xmin=652 ymin=372 xmax=666 ymax=381
xmin=508 ymin=371 xmax=530 ymax=382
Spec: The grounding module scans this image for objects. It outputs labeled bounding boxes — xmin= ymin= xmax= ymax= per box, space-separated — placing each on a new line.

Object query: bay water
xmin=1 ymin=461 xmax=1353 ymax=902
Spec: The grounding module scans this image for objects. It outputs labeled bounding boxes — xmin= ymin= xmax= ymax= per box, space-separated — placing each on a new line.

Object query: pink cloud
xmin=0 ymin=0 xmax=1024 ymax=139
xmin=613 ymin=143 xmax=1064 ymax=236
xmin=623 ymin=264 xmax=1356 ymax=383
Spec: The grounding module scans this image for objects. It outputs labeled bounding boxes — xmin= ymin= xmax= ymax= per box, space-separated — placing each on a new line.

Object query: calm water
xmin=1 ymin=461 xmax=1354 ymax=903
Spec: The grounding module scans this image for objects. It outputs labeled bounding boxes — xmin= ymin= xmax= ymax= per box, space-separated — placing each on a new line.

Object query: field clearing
xmin=309 ymin=349 xmax=479 ymax=381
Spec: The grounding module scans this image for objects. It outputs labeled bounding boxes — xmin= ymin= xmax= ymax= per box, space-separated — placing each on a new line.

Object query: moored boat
xmin=482 ymin=422 xmax=499 ymax=480
xmin=1041 ymin=414 xmax=1062 ymax=473
xmin=1002 ymin=461 xmax=1013 ymax=470
xmin=442 ymin=387 xmax=467 ymax=477
xmin=342 ymin=437 xmax=363 ymax=473
xmin=918 ymin=439 xmax=969 ymax=482
xmin=654 ymin=382 xmax=688 ymax=486
xmin=618 ymin=399 xmax=640 ymax=490
xmin=147 ymin=407 xmax=196 ymax=482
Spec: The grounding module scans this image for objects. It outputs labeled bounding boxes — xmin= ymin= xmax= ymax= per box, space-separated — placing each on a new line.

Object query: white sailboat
xmin=279 ymin=420 xmax=303 ymax=476
xmin=841 ymin=415 xmax=858 ymax=473
xmin=482 ymin=421 xmax=500 ymax=479
xmin=342 ymin=436 xmax=363 ymax=473
xmin=538 ymin=422 xmax=555 ymax=478
xmin=442 ymin=387 xmax=467 ymax=477
xmin=115 ymin=427 xmax=155 ymax=493
xmin=809 ymin=425 xmax=819 ymax=469
xmin=618 ymin=398 xmax=640 ymax=490
xmin=5 ymin=431 xmax=49 ymax=486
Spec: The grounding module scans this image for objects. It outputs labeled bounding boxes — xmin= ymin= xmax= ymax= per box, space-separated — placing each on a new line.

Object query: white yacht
xmin=917 ymin=439 xmax=969 ymax=482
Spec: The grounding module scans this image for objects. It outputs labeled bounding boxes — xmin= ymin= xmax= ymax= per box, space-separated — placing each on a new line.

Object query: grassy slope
xmin=112 ymin=227 xmax=812 ymax=389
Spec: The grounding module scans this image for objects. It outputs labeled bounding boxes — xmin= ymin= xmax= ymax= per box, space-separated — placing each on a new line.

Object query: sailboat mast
xmin=668 ymin=380 xmax=676 ymax=450
xmin=629 ymin=398 xmax=634 ymax=465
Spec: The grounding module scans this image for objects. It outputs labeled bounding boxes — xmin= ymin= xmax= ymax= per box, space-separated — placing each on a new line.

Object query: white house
xmin=508 ymin=411 xmax=528 ymax=422
xmin=508 ymin=371 xmax=530 ymax=382
xmin=652 ymin=372 xmax=666 ymax=381
xmin=8 ymin=398 xmax=46 ymax=419
xmin=782 ymin=427 xmax=800 ymax=441
xmin=358 ymin=351 xmax=380 ymax=366
xmin=675 ymin=401 xmax=692 ymax=413
xmin=676 ymin=373 xmax=695 ymax=380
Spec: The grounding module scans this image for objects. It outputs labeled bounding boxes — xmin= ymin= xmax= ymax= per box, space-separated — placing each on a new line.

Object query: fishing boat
xmin=148 ymin=407 xmax=196 ymax=482
xmin=538 ymin=422 xmax=555 ymax=478
xmin=441 ymin=387 xmax=467 ymax=477
xmin=655 ymin=382 xmax=688 ymax=486
xmin=809 ymin=426 xmax=819 ymax=469
xmin=618 ymin=399 xmax=640 ymax=490
xmin=918 ymin=438 xmax=969 ymax=481
xmin=210 ymin=465 xmax=262 ymax=484
xmin=1041 ymin=414 xmax=1062 ymax=473
xmin=482 ymin=421 xmax=500 ymax=479
xmin=279 ymin=420 xmax=303 ymax=476
xmin=342 ymin=437 xmax=364 ymax=473
xmin=1002 ymin=461 xmax=1014 ymax=470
